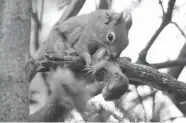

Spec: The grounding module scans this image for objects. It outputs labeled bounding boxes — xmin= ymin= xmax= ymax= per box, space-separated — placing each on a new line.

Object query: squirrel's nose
xmin=110 ymin=52 xmax=117 ymax=58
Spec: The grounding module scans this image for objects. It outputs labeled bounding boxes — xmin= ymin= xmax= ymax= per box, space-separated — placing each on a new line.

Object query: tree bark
xmin=0 ymin=0 xmax=31 ymax=121
xmin=38 ymin=52 xmax=186 ymax=102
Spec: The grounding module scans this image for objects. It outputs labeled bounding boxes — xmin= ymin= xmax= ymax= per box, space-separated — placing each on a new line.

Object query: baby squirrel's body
xmin=33 ymin=10 xmax=132 ymax=66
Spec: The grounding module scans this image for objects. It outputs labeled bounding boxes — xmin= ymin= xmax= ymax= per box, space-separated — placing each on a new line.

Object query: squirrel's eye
xmin=105 ymin=13 xmax=111 ymax=24
xmin=106 ymin=32 xmax=116 ymax=44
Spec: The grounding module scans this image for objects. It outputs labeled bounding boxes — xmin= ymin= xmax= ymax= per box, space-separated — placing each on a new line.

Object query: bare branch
xmin=170 ymin=21 xmax=186 ymax=39
xmin=167 ymin=43 xmax=186 ymax=79
xmin=57 ymin=0 xmax=85 ymax=23
xmin=39 ymin=0 xmax=45 ymax=25
xmin=98 ymin=0 xmax=112 ymax=10
xmin=137 ymin=0 xmax=176 ymax=64
xmin=121 ymin=58 xmax=186 ymax=102
xmin=137 ymin=22 xmax=168 ymax=64
xmin=166 ymin=0 xmax=176 ymax=21
xmin=149 ymin=59 xmax=186 ymax=69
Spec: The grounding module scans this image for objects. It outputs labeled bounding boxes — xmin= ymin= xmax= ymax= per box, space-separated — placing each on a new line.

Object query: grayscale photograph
xmin=0 ymin=0 xmax=186 ymax=122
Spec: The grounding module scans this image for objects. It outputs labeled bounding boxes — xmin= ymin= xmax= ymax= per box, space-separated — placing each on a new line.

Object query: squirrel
xmin=31 ymin=9 xmax=132 ymax=67
xmin=28 ymin=10 xmax=132 ymax=82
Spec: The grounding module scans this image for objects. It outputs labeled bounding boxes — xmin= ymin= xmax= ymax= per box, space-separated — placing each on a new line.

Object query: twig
xmin=159 ymin=0 xmax=165 ymax=16
xmin=170 ymin=21 xmax=186 ymax=39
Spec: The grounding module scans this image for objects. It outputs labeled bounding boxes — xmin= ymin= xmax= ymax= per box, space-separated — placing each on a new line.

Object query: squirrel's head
xmin=91 ymin=10 xmax=132 ymax=58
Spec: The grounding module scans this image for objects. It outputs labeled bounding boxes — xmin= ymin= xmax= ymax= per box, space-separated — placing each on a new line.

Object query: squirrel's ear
xmin=124 ymin=13 xmax=132 ymax=30
xmin=116 ymin=12 xmax=123 ymax=22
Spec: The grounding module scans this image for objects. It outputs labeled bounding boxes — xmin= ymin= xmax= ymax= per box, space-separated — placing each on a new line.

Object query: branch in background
xmin=170 ymin=21 xmax=186 ymax=39
xmin=137 ymin=0 xmax=176 ymax=64
xmin=149 ymin=21 xmax=186 ymax=70
xmin=30 ymin=12 xmax=41 ymax=50
xmin=57 ymin=0 xmax=85 ymax=23
xmin=137 ymin=21 xmax=167 ymax=64
xmin=166 ymin=21 xmax=186 ymax=78
xmin=31 ymin=0 xmax=85 ymax=57
xmin=97 ymin=0 xmax=112 ymax=10
xmin=39 ymin=0 xmax=44 ymax=27
xmin=149 ymin=59 xmax=186 ymax=69
xmin=29 ymin=0 xmax=44 ymax=58
xmin=29 ymin=0 xmax=85 ymax=81
xmin=159 ymin=0 xmax=165 ymax=16
xmin=136 ymin=0 xmax=186 ymax=78
xmin=167 ymin=43 xmax=186 ymax=78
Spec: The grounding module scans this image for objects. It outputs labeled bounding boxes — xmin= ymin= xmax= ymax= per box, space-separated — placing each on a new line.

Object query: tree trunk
xmin=0 ymin=0 xmax=31 ymax=121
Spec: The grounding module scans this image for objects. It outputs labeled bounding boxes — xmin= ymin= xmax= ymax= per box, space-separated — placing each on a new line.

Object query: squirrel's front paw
xmin=84 ymin=64 xmax=99 ymax=76
xmin=84 ymin=65 xmax=96 ymax=75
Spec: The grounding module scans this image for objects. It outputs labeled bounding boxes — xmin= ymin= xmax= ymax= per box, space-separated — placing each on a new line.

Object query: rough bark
xmin=37 ymin=53 xmax=186 ymax=102
xmin=0 ymin=0 xmax=31 ymax=121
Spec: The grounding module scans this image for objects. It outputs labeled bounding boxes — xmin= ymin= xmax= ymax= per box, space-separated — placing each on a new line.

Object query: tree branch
xmin=137 ymin=21 xmax=167 ymax=64
xmin=137 ymin=0 xmax=176 ymax=64
xmin=97 ymin=0 xmax=112 ymax=10
xmin=148 ymin=59 xmax=186 ymax=69
xmin=159 ymin=0 xmax=165 ymax=16
xmin=170 ymin=21 xmax=186 ymax=39
xmin=36 ymin=53 xmax=186 ymax=102
xmin=167 ymin=43 xmax=186 ymax=79
xmin=57 ymin=0 xmax=85 ymax=23
xmin=118 ymin=57 xmax=186 ymax=101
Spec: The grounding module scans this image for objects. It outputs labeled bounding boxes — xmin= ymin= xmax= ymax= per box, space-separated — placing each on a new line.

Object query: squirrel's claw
xmin=84 ymin=65 xmax=98 ymax=76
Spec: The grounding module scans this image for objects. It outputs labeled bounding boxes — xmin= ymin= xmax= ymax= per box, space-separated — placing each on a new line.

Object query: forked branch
xmin=137 ymin=0 xmax=176 ymax=64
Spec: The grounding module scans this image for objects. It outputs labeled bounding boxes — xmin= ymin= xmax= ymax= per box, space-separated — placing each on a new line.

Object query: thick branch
xmin=118 ymin=58 xmax=186 ymax=101
xmin=37 ymin=53 xmax=186 ymax=102
xmin=166 ymin=0 xmax=176 ymax=21
xmin=137 ymin=0 xmax=176 ymax=64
